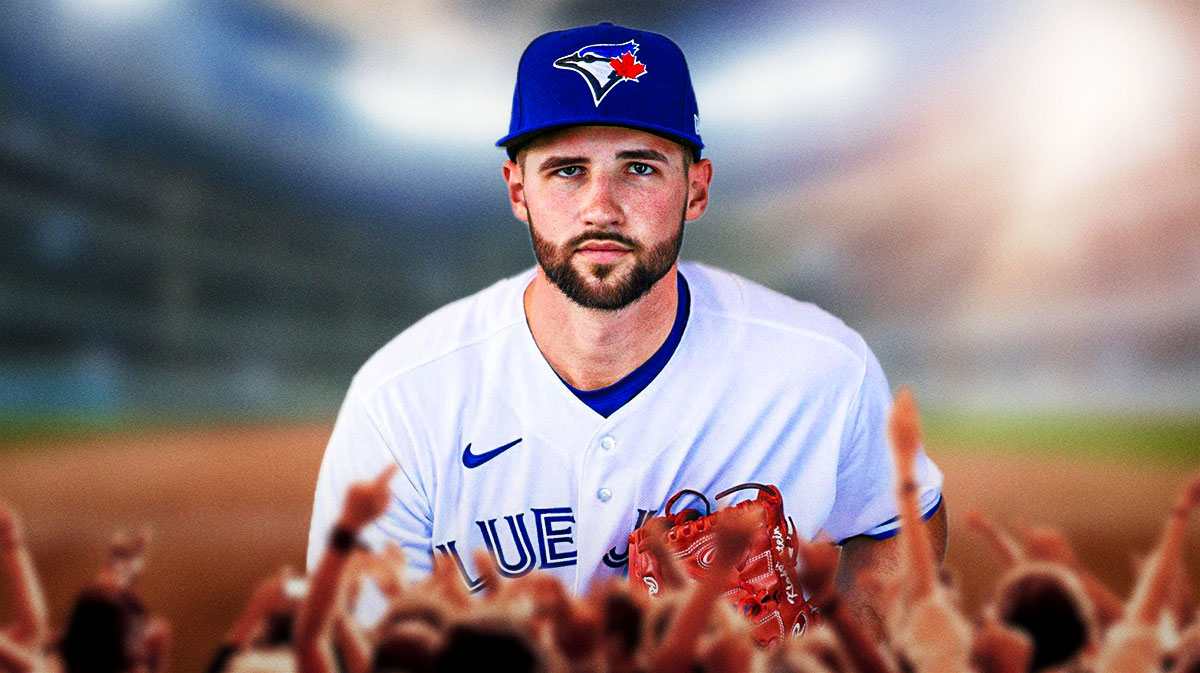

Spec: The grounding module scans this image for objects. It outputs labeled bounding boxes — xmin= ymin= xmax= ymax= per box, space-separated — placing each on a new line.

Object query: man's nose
xmin=579 ymin=173 xmax=622 ymax=228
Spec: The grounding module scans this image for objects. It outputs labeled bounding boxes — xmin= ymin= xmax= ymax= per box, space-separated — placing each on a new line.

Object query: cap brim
xmin=497 ymin=119 xmax=703 ymax=160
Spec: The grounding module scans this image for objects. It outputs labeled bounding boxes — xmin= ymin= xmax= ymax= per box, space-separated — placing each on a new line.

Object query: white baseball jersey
xmin=308 ymin=261 xmax=943 ymax=600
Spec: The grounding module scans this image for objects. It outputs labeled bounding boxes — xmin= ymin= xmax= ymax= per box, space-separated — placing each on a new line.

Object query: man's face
xmin=502 ymin=126 xmax=712 ymax=310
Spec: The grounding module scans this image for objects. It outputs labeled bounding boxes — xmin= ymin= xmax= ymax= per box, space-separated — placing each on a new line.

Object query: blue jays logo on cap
xmin=498 ymin=23 xmax=703 ymax=159
xmin=553 ymin=40 xmax=647 ymax=106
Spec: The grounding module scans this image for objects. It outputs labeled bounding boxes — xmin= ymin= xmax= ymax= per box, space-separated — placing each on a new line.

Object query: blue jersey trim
xmin=856 ymin=493 xmax=943 ymax=541
xmin=562 ymin=273 xmax=690 ymax=418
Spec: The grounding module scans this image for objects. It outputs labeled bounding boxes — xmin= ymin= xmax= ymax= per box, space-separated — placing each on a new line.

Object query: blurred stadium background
xmin=3 ymin=0 xmax=1199 ymax=428
xmin=1 ymin=0 xmax=1199 ymax=669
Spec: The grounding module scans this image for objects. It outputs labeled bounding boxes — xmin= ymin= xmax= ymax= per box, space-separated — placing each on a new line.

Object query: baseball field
xmin=0 ymin=418 xmax=1197 ymax=672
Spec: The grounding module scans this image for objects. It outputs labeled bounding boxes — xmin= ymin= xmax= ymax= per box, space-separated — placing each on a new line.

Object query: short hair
xmin=991 ymin=564 xmax=1095 ymax=672
xmin=373 ymin=622 xmax=441 ymax=673
xmin=433 ymin=620 xmax=542 ymax=673
xmin=57 ymin=585 xmax=148 ymax=673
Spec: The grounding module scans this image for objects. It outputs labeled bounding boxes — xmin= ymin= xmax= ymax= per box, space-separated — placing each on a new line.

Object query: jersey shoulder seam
xmin=684 ymin=264 xmax=867 ymax=365
xmin=692 ymin=305 xmax=865 ymax=366
xmin=358 ymin=316 xmax=526 ymax=400
xmin=701 ymin=311 xmax=863 ymax=363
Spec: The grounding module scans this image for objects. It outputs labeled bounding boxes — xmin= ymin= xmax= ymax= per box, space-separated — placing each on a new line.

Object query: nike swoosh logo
xmin=462 ymin=438 xmax=523 ymax=468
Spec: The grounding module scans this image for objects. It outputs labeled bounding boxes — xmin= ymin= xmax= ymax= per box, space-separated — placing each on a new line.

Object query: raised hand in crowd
xmin=425 ymin=550 xmax=472 ymax=613
xmin=0 ymin=632 xmax=39 ymax=673
xmin=0 ymin=501 xmax=49 ymax=650
xmin=886 ymin=389 xmax=974 ymax=673
xmin=204 ymin=566 xmax=301 ymax=673
xmin=296 ymin=463 xmax=397 ymax=673
xmin=965 ymin=509 xmax=1024 ymax=569
xmin=644 ymin=508 xmax=759 ymax=673
xmin=640 ymin=517 xmax=691 ymax=597
xmin=970 ymin=615 xmax=1033 ymax=673
xmin=1095 ymin=473 xmax=1200 ymax=673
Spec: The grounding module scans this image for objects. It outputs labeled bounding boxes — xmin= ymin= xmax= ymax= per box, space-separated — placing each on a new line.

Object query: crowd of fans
xmin=2 ymin=390 xmax=1198 ymax=673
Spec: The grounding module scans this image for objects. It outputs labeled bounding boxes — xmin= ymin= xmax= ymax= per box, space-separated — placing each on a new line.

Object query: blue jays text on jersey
xmin=432 ymin=504 xmax=661 ymax=593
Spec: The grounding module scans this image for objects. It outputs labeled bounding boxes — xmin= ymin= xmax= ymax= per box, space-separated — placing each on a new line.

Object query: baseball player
xmin=308 ymin=22 xmax=945 ymax=628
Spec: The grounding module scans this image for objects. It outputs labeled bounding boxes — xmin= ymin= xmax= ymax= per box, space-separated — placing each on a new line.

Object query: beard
xmin=530 ymin=219 xmax=684 ymax=311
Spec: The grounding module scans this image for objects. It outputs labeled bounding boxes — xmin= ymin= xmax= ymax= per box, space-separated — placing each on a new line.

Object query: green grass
xmin=0 ymin=411 xmax=129 ymax=447
xmin=922 ymin=409 xmax=1200 ymax=465
xmin=0 ymin=410 xmax=333 ymax=452
xmin=3 ymin=408 xmax=1198 ymax=466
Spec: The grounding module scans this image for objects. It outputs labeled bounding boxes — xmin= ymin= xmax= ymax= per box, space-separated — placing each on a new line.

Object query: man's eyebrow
xmin=616 ymin=149 xmax=672 ymax=164
xmin=537 ymin=156 xmax=589 ymax=172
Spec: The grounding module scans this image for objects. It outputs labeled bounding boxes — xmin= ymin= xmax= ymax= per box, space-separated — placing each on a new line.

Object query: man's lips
xmin=577 ymin=242 xmax=630 ymax=251
xmin=575 ymin=240 xmax=632 ymax=262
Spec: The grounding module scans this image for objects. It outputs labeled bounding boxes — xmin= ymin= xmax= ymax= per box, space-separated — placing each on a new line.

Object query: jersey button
xmin=596 ymin=487 xmax=612 ymax=502
xmin=599 ymin=436 xmax=616 ymax=451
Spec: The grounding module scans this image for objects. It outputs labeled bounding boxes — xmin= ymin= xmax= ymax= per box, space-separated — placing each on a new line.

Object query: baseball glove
xmin=627 ymin=483 xmax=818 ymax=645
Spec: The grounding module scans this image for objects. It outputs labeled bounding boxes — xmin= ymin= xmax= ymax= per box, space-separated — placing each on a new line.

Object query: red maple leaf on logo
xmin=610 ymin=52 xmax=646 ymax=81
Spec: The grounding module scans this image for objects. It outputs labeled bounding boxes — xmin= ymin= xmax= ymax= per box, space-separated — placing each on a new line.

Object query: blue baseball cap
xmin=497 ymin=22 xmax=703 ymax=160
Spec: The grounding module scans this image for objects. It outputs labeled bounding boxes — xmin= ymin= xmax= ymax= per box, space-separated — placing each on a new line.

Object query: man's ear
xmin=502 ymin=160 xmax=529 ymax=223
xmin=684 ymin=158 xmax=713 ymax=222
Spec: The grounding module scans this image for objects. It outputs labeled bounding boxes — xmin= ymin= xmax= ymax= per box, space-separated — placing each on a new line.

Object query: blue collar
xmin=562 ymin=273 xmax=690 ymax=417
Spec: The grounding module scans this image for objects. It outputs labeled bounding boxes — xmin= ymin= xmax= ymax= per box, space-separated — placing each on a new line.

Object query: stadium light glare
xmin=983 ymin=1 xmax=1189 ymax=276
xmin=344 ymin=68 xmax=504 ymax=146
xmin=699 ymin=29 xmax=883 ymax=130
xmin=1010 ymin=2 xmax=1185 ymax=195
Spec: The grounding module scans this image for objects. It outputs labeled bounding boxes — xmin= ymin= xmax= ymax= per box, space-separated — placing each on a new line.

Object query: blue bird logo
xmin=553 ymin=40 xmax=647 ymax=106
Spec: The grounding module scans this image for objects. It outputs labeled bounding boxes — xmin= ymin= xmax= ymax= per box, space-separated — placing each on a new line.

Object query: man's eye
xmin=630 ymin=163 xmax=655 ymax=175
xmin=555 ymin=166 xmax=582 ymax=177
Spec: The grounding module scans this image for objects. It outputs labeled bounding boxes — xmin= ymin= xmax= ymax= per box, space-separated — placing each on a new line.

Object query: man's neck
xmin=523 ymin=265 xmax=680 ymax=391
